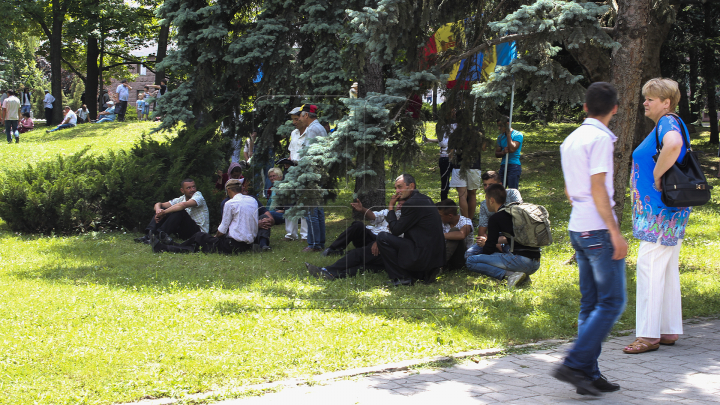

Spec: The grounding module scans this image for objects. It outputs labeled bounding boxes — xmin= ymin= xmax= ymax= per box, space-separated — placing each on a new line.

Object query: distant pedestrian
xmin=20 ymin=88 xmax=32 ymax=115
xmin=623 ymin=78 xmax=691 ymax=354
xmin=115 ymin=79 xmax=131 ymax=122
xmin=43 ymin=90 xmax=55 ymax=126
xmin=1 ymin=90 xmax=21 ymax=143
xmin=554 ymin=82 xmax=626 ymax=396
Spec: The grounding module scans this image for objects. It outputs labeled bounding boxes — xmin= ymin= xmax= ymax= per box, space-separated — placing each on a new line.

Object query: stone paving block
xmin=392 ymin=387 xmax=425 ymax=396
xmin=403 ymin=373 xmax=449 ymax=383
xmin=437 ymin=372 xmax=489 ymax=386
xmin=482 ymin=391 xmax=527 ymax=402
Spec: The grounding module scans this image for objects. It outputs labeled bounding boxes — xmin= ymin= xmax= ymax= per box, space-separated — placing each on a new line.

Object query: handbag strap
xmin=654 ymin=113 xmax=692 ymax=154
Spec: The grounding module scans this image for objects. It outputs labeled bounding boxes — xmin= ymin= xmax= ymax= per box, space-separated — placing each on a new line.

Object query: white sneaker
xmin=506 ymin=271 xmax=527 ymax=288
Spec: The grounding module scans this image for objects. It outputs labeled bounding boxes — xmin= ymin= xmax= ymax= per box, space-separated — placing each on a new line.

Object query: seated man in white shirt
xmin=466 ymin=170 xmax=523 ymax=258
xmin=437 ymin=199 xmax=474 ymax=270
xmin=135 ymin=178 xmax=210 ymax=245
xmin=321 ymin=198 xmax=403 ymax=257
xmin=152 ymin=179 xmax=258 ymax=254
xmin=305 ymin=200 xmax=405 ymax=280
xmin=46 ymin=106 xmax=77 ymax=132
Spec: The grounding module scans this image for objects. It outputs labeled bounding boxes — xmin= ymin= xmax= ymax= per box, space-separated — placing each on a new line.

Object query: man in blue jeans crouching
xmin=553 ymin=82 xmax=628 ymax=396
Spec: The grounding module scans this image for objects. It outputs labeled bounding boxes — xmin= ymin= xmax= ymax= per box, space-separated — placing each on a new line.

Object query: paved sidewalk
xmin=219 ymin=318 xmax=720 ymax=404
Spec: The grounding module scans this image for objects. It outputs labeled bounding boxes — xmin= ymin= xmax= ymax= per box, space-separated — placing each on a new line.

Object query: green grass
xmin=1 ymin=121 xmax=719 ymax=404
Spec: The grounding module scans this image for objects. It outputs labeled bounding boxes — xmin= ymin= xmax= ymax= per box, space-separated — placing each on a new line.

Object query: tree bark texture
xmin=155 ymin=22 xmax=170 ymax=85
xmin=608 ymin=0 xmax=652 ymax=223
xmin=86 ymin=36 xmax=99 ymax=119
xmin=353 ymin=61 xmax=387 ymax=220
xmin=50 ymin=1 xmax=64 ymax=124
xmin=703 ymin=0 xmax=719 ymax=144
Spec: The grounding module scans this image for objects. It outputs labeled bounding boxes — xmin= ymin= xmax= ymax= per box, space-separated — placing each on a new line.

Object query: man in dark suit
xmin=376 ymin=174 xmax=445 ymax=285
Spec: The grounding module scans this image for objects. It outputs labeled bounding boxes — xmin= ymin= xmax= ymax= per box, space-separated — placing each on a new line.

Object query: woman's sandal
xmin=623 ymin=338 xmax=660 ymax=354
xmin=659 ymin=337 xmax=678 ymax=346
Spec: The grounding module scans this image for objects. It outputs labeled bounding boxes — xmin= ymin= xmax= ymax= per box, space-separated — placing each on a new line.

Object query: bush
xmin=0 ymin=124 xmax=228 ymax=234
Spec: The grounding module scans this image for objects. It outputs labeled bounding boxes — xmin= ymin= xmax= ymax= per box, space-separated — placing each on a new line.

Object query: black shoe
xmin=134 ymin=230 xmax=152 ymax=244
xmin=15 ymin=137 xmax=19 ymax=143
xmin=150 ymin=234 xmax=165 ymax=253
xmin=321 ymin=248 xmax=343 ymax=257
xmin=577 ymin=374 xmax=619 ymax=394
xmin=552 ymin=364 xmax=601 ymax=397
xmin=159 ymin=231 xmax=173 ymax=245
xmin=423 ymin=267 xmax=442 ymax=284
xmin=305 ymin=262 xmax=335 ymax=280
xmin=387 ymin=278 xmax=414 ymax=287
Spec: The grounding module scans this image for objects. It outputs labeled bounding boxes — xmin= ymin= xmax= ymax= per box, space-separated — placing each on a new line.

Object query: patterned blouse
xmin=631 ymin=115 xmax=691 ymax=246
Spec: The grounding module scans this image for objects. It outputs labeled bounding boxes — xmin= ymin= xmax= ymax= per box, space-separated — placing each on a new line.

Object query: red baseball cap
xmin=298 ymin=104 xmax=318 ymax=114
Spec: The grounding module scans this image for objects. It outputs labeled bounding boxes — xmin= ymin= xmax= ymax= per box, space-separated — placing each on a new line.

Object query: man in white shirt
xmin=296 ymin=104 xmax=328 ymax=252
xmin=76 ymin=105 xmax=90 ymax=123
xmin=152 ymin=179 xmax=258 ymax=254
xmin=135 ymin=178 xmax=210 ymax=244
xmin=46 ymin=106 xmax=77 ymax=132
xmin=43 ymin=90 xmax=55 ymax=126
xmin=283 ymin=106 xmax=309 ymax=241
xmin=553 ymin=82 xmax=627 ymax=396
xmin=1 ymin=90 xmax=21 ymax=143
xmin=437 ymin=199 xmax=474 ymax=270
xmin=115 ymin=79 xmax=131 ymax=122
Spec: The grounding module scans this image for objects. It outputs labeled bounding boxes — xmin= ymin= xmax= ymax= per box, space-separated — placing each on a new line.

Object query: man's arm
xmin=445 ymin=224 xmax=472 ymax=241
xmin=564 ymin=187 xmax=572 ymax=205
xmin=590 ymin=173 xmax=627 ymax=260
xmin=350 ymin=199 xmax=376 ymax=221
xmin=506 ymin=131 xmax=520 ymax=152
xmin=386 ymin=199 xmax=420 ymax=237
xmin=156 ymin=199 xmax=198 ymax=220
xmin=482 ymin=214 xmax=501 ymax=254
xmin=494 ymin=145 xmax=505 ymax=158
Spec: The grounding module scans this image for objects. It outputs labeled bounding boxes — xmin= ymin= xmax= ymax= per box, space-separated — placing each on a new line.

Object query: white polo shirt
xmin=560 ymin=118 xmax=617 ymax=232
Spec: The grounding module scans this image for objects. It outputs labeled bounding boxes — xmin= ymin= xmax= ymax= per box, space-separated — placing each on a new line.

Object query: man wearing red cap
xmin=297 ymin=104 xmax=328 ymax=252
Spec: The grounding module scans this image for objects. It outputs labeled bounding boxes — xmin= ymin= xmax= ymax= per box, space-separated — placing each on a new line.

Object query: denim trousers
xmin=499 ymin=163 xmax=521 ymax=189
xmin=48 ymin=123 xmax=75 ymax=132
xmin=5 ymin=120 xmax=18 ymax=142
xmin=465 ymin=251 xmax=540 ymax=280
xmin=564 ymin=230 xmax=626 ymax=380
xmin=305 ymin=207 xmax=325 ymax=249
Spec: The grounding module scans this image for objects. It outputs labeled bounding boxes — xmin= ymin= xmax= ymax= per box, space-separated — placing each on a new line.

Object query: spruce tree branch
xmin=60 ymin=57 xmax=87 ymax=82
xmin=441 ymin=27 xmax=615 ymax=70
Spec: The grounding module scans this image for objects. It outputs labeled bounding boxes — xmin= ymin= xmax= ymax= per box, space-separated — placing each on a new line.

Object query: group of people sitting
xmin=135 ymin=165 xmax=542 ymax=287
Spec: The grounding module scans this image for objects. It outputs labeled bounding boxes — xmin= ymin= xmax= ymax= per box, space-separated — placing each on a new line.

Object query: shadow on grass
xmin=21 ymin=121 xmax=156 ymax=144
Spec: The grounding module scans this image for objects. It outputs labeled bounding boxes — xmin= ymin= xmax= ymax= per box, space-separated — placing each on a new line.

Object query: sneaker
xmin=321 ymin=248 xmax=343 ymax=257
xmin=577 ymin=374 xmax=619 ymax=394
xmin=305 ymin=262 xmax=335 ymax=280
xmin=552 ymin=364 xmax=601 ymax=397
xmin=506 ymin=271 xmax=527 ymax=288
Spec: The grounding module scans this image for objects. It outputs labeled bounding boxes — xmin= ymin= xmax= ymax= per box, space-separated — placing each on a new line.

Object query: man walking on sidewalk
xmin=553 ymin=82 xmax=627 ymax=396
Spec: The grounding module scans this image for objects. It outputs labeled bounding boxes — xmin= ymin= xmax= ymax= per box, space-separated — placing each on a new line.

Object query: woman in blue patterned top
xmin=624 ymin=78 xmax=690 ymax=354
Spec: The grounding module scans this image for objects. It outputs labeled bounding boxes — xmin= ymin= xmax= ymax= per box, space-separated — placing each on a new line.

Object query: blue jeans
xmin=5 ymin=120 xmax=18 ymax=142
xmin=465 ymin=251 xmax=540 ymax=280
xmin=95 ymin=118 xmax=114 ymax=123
xmin=564 ymin=230 xmax=626 ymax=380
xmin=269 ymin=210 xmax=285 ymax=225
xmin=464 ymin=244 xmax=483 ymax=259
xmin=499 ymin=163 xmax=521 ymax=189
xmin=21 ymin=105 xmax=31 ymax=114
xmin=305 ymin=207 xmax=325 ymax=249
xmin=48 ymin=123 xmax=75 ymax=132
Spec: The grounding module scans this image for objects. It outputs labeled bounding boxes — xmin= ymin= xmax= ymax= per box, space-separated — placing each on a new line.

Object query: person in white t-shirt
xmin=46 ymin=106 xmax=77 ymax=132
xmin=553 ymin=81 xmax=626 ymax=395
xmin=437 ymin=199 xmax=474 ymax=270
xmin=76 ymin=105 xmax=90 ymax=123
xmin=43 ymin=90 xmax=56 ymax=126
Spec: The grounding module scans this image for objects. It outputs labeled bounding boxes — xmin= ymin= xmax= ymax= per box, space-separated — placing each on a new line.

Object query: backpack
xmin=498 ymin=202 xmax=552 ymax=252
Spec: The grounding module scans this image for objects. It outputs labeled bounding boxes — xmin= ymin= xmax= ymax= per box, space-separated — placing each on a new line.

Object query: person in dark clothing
xmin=376 ymin=174 xmax=445 ymax=285
xmin=437 ymin=199 xmax=474 ymax=270
xmin=465 ymin=184 xmax=541 ymax=287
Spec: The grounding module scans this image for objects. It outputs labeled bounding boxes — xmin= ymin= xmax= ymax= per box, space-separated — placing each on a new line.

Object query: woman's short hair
xmin=268 ymin=167 xmax=283 ymax=180
xmin=22 ymin=112 xmax=30 ymax=118
xmin=642 ymin=78 xmax=680 ymax=112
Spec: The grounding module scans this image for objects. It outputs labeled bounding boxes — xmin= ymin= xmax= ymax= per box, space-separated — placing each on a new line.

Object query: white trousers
xmin=635 ymin=240 xmax=683 ymax=338
xmin=284 ymin=218 xmax=308 ymax=240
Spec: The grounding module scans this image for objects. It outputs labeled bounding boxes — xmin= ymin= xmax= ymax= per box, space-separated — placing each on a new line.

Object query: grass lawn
xmin=1 ymin=120 xmax=719 ymax=404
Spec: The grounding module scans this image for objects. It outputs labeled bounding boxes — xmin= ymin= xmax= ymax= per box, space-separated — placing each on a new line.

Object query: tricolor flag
xmin=423 ymin=22 xmax=517 ymax=89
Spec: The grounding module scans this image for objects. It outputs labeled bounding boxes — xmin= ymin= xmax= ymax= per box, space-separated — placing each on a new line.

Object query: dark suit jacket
xmin=386 ymin=190 xmax=446 ymax=271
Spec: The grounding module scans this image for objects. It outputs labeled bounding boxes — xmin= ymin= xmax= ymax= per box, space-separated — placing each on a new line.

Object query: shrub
xmin=0 ymin=124 xmax=228 ymax=234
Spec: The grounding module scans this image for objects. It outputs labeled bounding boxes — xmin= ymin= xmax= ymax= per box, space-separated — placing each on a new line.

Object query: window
xmin=140 ymin=64 xmax=147 ymax=75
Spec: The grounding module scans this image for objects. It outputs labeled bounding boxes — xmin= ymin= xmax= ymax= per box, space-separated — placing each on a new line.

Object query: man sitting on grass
xmin=465 ymin=184 xmax=541 ymax=288
xmin=320 ymin=197 xmax=403 ymax=257
xmin=151 ymin=179 xmax=258 ymax=254
xmin=436 ymin=199 xmax=474 ymax=270
xmin=46 ymin=106 xmax=77 ymax=133
xmin=135 ymin=178 xmax=210 ymax=245
xmin=93 ymin=101 xmax=116 ymax=123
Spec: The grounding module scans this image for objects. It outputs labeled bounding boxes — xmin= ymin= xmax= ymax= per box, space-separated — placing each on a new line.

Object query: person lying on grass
xmin=151 ymin=179 xmax=258 ymax=254
xmin=465 ymin=184 xmax=541 ymax=288
xmin=436 ymin=199 xmax=474 ymax=271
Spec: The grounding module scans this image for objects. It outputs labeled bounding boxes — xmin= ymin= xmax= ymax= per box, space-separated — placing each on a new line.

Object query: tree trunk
xmin=678 ymin=80 xmax=693 ymax=130
xmin=689 ymin=48 xmax=699 ymax=120
xmin=432 ymin=82 xmax=438 ymax=119
xmin=86 ymin=36 xmax=99 ymax=119
xmin=50 ymin=1 xmax=64 ymax=124
xmin=703 ymin=0 xmax=719 ymax=145
xmin=609 ymin=0 xmax=652 ymax=222
xmin=353 ymin=61 xmax=387 ymax=220
xmin=99 ymin=35 xmax=105 ymax=111
xmin=155 ymin=22 xmax=170 ymax=85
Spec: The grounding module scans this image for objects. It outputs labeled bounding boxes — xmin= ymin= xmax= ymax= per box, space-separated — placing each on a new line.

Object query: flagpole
xmin=503 ymin=79 xmax=515 ymax=187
